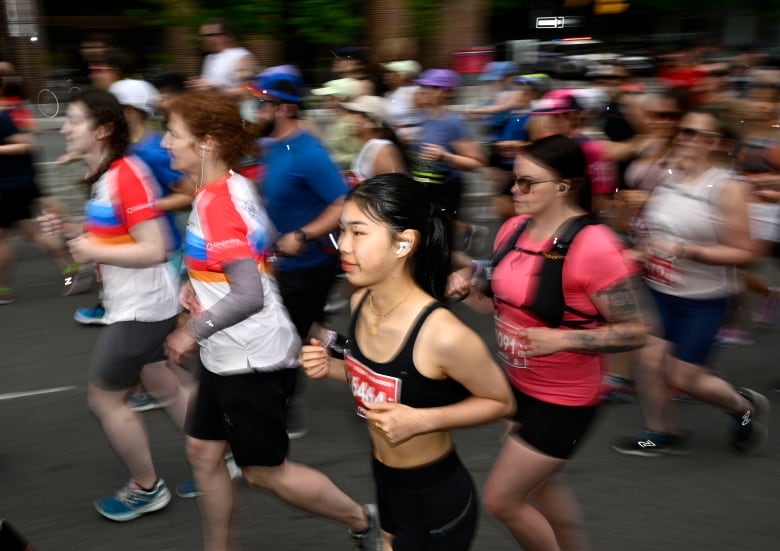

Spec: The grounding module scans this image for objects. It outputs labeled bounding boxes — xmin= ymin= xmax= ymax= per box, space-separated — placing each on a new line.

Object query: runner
xmin=161 ymin=90 xmax=382 ymax=551
xmin=301 ymin=173 xmax=513 ymax=550
xmin=39 ymin=89 xmax=187 ymax=521
xmin=447 ymin=134 xmax=647 ymax=550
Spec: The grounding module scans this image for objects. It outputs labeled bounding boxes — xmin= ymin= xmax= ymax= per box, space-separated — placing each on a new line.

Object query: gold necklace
xmin=367 ymin=287 xmax=414 ymax=335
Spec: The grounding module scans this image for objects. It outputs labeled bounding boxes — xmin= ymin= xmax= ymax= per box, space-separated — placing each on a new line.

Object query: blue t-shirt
xmin=260 ymin=131 xmax=347 ymax=271
xmin=501 ymin=113 xmax=531 ymax=143
xmin=412 ymin=113 xmax=471 ymax=213
xmin=131 ymin=131 xmax=182 ymax=194
xmin=131 ymin=131 xmax=184 ymax=248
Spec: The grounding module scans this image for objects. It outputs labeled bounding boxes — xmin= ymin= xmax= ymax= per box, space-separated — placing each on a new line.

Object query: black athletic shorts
xmin=510 ymin=386 xmax=599 ymax=459
xmin=186 ymin=365 xmax=296 ymax=467
xmin=372 ymin=450 xmax=478 ymax=551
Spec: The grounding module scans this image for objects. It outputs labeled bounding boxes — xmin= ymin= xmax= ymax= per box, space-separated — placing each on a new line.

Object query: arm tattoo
xmin=566 ymin=275 xmax=648 ymax=354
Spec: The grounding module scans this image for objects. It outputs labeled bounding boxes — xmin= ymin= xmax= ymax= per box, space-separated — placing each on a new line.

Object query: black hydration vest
xmin=486 ymin=215 xmax=604 ymax=328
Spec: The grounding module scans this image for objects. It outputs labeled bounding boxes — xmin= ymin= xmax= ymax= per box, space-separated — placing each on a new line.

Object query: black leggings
xmin=373 ymin=450 xmax=478 ymax=551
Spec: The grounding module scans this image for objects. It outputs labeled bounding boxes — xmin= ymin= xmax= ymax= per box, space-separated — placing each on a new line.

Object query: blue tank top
xmin=345 ymin=294 xmax=470 ymax=416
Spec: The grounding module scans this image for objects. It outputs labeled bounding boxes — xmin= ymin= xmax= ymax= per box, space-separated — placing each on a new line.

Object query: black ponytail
xmin=349 ymin=174 xmax=452 ymax=300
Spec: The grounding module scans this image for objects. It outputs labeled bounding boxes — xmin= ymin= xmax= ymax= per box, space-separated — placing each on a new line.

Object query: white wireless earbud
xmin=396 ymin=242 xmax=410 ymax=255
xmin=200 ymin=143 xmax=208 ymax=151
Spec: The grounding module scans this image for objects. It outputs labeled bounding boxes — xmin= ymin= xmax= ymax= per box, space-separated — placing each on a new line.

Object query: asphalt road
xmin=2 ymin=115 xmax=779 ymax=549
xmin=1 ymin=239 xmax=779 ymax=551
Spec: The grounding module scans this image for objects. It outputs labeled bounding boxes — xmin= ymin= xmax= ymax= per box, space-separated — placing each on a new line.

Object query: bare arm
xmin=364 ymin=310 xmax=514 ymax=444
xmin=0 ymin=131 xmax=34 ymax=155
xmin=373 ymin=144 xmax=407 ymax=176
xmin=682 ymin=180 xmax=758 ymax=267
xmin=69 ymin=218 xmax=167 ymax=268
xmin=560 ymin=275 xmax=649 ymax=354
xmin=446 ymin=138 xmax=486 ymax=171
xmin=276 ymin=196 xmax=345 ymax=256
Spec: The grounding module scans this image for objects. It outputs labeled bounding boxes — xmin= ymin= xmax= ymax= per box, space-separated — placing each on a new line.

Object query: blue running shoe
xmin=95 ymin=479 xmax=171 ymax=522
xmin=175 ymin=479 xmax=201 ymax=499
xmin=127 ymin=392 xmax=171 ymax=412
xmin=74 ymin=304 xmax=107 ymax=326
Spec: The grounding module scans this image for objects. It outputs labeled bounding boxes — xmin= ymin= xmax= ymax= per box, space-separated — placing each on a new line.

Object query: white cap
xmin=109 ymin=79 xmax=160 ymax=116
xmin=382 ymin=60 xmax=422 ymax=77
xmin=340 ymin=95 xmax=388 ymax=126
xmin=311 ymin=78 xmax=360 ymax=101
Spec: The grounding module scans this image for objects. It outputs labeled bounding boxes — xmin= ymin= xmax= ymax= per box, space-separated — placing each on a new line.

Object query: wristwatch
xmin=294 ymin=229 xmax=309 ymax=243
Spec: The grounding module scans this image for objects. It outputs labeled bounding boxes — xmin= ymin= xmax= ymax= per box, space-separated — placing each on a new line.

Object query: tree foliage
xmin=129 ymin=0 xmax=364 ymax=45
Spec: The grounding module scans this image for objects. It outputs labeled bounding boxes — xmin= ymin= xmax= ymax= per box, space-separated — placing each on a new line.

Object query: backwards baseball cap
xmin=382 ymin=60 xmax=422 ymax=77
xmin=340 ymin=95 xmax=388 ymax=126
xmin=250 ymin=71 xmax=306 ymax=104
xmin=528 ymin=91 xmax=582 ymax=115
xmin=109 ymin=78 xmax=160 ymax=116
xmin=312 ymin=78 xmax=359 ymax=101
xmin=415 ymin=68 xmax=461 ymax=89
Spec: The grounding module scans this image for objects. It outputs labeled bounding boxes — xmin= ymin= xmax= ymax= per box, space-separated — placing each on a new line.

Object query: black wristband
xmin=294 ymin=229 xmax=309 ymax=243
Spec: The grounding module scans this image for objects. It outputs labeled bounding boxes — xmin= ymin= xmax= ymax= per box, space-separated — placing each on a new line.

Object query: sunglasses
xmin=200 ymin=32 xmax=224 ymax=38
xmin=677 ymin=127 xmax=720 ymax=140
xmin=250 ymin=98 xmax=280 ymax=110
xmin=513 ymin=177 xmax=554 ymax=193
xmin=649 ymin=110 xmax=683 ymax=121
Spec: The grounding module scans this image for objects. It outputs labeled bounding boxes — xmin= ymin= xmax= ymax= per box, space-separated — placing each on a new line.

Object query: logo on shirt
xmin=206 ymin=238 xmax=243 ymax=251
xmin=126 ymin=203 xmax=152 ymax=215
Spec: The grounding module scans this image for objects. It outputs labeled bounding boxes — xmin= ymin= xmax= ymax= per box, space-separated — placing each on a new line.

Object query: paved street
xmin=1 ymin=119 xmax=778 ymax=549
xmin=1 ymin=237 xmax=779 ymax=550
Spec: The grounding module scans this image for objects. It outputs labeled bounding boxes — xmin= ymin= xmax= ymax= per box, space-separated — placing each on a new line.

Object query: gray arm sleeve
xmin=187 ymin=258 xmax=265 ymax=340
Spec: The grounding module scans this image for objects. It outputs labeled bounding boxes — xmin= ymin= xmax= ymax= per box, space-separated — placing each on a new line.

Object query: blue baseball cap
xmin=250 ymin=71 xmax=306 ymax=104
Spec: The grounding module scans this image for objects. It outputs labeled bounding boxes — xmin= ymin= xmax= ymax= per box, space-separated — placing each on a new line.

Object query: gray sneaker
xmin=349 ymin=503 xmax=383 ymax=551
xmin=732 ymin=387 xmax=770 ymax=453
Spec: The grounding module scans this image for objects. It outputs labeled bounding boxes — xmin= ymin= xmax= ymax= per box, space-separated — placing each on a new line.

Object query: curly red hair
xmin=167 ymin=90 xmax=256 ymax=167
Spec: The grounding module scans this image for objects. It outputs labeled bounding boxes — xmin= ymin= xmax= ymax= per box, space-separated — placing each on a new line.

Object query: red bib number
xmin=345 ymin=355 xmax=402 ymax=418
xmin=644 ymin=252 xmax=679 ymax=287
xmin=494 ymin=315 xmax=528 ymax=369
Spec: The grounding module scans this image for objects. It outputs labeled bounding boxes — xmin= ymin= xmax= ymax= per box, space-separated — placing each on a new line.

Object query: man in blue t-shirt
xmin=250 ymin=70 xmax=348 ymax=437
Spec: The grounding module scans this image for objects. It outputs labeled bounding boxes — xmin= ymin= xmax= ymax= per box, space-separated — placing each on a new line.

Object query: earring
xmin=558 ymin=184 xmax=568 ymax=192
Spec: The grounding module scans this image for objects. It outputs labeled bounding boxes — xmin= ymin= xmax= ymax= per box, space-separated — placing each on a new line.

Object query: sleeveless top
xmin=643 ymin=166 xmax=741 ymax=299
xmin=350 ymin=138 xmax=393 ymax=184
xmin=345 ymin=294 xmax=470 ymax=418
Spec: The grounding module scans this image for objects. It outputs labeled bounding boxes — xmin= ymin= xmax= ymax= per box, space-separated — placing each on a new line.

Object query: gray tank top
xmin=643 ymin=167 xmax=741 ymax=298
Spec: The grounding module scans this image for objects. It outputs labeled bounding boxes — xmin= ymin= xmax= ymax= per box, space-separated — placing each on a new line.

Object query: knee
xmin=241 ymin=465 xmax=276 ymax=491
xmin=185 ymin=438 xmax=225 ymax=473
xmin=483 ymin=486 xmax=516 ymax=521
xmin=86 ymin=385 xmax=123 ymax=417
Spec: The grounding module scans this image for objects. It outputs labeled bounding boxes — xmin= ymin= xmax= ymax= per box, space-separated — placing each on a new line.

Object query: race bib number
xmin=644 ymin=252 xmax=679 ymax=287
xmin=345 ymin=355 xmax=402 ymax=418
xmin=344 ymin=170 xmax=362 ymax=190
xmin=494 ymin=315 xmax=528 ymax=369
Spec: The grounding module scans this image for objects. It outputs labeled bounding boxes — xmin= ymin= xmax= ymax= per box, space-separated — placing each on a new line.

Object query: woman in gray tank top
xmin=613 ymin=107 xmax=770 ymax=457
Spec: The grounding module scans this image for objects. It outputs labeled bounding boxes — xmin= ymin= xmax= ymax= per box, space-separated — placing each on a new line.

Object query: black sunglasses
xmin=678 ymin=127 xmax=720 ymax=140
xmin=650 ymin=110 xmax=683 ymax=121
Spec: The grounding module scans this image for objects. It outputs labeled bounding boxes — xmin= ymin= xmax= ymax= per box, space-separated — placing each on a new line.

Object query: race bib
xmin=345 ymin=355 xmax=402 ymax=418
xmin=494 ymin=315 xmax=528 ymax=369
xmin=344 ymin=170 xmax=362 ymax=190
xmin=644 ymin=252 xmax=679 ymax=287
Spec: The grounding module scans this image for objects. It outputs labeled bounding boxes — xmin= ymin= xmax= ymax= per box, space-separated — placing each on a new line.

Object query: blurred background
xmin=3 ymin=0 xmax=780 ymax=107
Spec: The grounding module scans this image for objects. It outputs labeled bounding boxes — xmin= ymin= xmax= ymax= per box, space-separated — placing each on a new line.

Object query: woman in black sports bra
xmin=301 ymin=174 xmax=514 ymax=550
